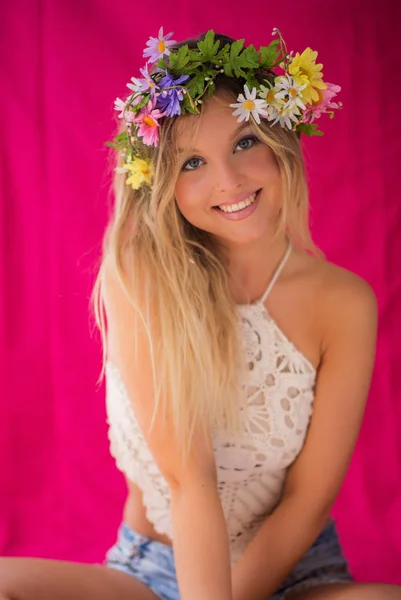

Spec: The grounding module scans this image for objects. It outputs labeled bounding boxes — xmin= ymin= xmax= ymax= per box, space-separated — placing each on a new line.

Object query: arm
xmin=232 ymin=272 xmax=378 ymax=600
xmin=103 ymin=258 xmax=232 ymax=600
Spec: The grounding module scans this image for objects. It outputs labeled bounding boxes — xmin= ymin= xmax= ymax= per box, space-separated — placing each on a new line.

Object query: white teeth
xmin=218 ymin=192 xmax=258 ymax=213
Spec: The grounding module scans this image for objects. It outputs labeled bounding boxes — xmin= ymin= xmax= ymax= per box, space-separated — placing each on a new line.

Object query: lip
xmin=213 ymin=189 xmax=261 ymax=221
xmin=215 ymin=189 xmax=259 ymax=207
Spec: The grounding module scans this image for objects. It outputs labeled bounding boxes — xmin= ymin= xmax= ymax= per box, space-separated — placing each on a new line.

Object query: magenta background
xmin=1 ymin=0 xmax=400 ymax=585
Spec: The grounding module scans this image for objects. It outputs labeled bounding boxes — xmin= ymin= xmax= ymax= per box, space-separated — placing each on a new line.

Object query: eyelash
xmin=181 ymin=135 xmax=258 ymax=172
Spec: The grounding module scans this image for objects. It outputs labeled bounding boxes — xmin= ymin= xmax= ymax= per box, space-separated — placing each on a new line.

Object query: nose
xmin=213 ymin=157 xmax=244 ymax=195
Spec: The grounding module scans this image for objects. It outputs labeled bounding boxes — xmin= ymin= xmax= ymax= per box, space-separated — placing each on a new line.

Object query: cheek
xmin=248 ymin=147 xmax=280 ymax=179
xmin=175 ymin=173 xmax=209 ymax=218
xmin=174 ymin=179 xmax=192 ymax=216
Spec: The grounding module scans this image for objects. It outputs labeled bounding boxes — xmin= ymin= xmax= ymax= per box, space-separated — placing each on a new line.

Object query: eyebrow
xmin=177 ymin=121 xmax=252 ymax=154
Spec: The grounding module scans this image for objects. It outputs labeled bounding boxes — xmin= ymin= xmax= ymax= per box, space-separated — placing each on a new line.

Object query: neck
xmin=222 ymin=233 xmax=290 ymax=304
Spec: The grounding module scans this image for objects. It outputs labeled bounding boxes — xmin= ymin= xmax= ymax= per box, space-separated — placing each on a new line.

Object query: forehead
xmin=175 ymin=98 xmax=251 ymax=152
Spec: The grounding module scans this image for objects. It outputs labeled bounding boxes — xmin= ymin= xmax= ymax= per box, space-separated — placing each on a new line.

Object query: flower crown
xmin=107 ymin=27 xmax=341 ymax=191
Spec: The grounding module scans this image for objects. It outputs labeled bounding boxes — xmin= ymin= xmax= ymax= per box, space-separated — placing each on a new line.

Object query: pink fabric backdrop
xmin=1 ymin=0 xmax=400 ymax=584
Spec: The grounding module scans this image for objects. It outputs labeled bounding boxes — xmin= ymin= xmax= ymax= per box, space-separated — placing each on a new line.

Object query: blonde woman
xmin=0 ymin=29 xmax=400 ymax=600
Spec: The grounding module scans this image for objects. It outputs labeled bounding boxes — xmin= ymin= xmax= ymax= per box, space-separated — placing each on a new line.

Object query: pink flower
xmin=121 ymin=95 xmax=144 ymax=123
xmin=134 ymin=100 xmax=165 ymax=146
xmin=302 ymin=83 xmax=341 ymax=122
xmin=132 ymin=94 xmax=143 ymax=105
xmin=114 ymin=97 xmax=127 ymax=118
xmin=115 ymin=95 xmax=143 ymax=121
xmin=124 ymin=111 xmax=136 ymax=123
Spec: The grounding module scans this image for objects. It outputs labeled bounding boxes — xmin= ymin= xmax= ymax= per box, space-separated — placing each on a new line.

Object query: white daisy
xmin=230 ymin=85 xmax=268 ymax=124
xmin=267 ymin=103 xmax=301 ymax=130
xmin=258 ymin=81 xmax=283 ymax=111
xmin=127 ymin=77 xmax=145 ymax=93
xmin=274 ymin=74 xmax=307 ymax=112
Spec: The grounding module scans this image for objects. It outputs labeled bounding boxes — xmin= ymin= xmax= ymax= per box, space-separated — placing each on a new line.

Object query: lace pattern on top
xmin=105 ymin=240 xmax=317 ymax=564
xmin=105 ymin=300 xmax=316 ymax=565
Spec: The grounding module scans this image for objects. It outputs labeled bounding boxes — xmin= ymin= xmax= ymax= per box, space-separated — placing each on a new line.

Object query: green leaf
xmin=235 ymin=46 xmax=260 ymax=73
xmin=239 ymin=44 xmax=260 ymax=66
xmin=221 ymin=42 xmax=260 ymax=78
xmin=129 ymin=94 xmax=150 ymax=110
xmin=230 ymin=39 xmax=245 ymax=61
xmin=181 ymin=93 xmax=199 ymax=114
xmin=184 ymin=53 xmax=204 ymax=69
xmin=296 ymin=123 xmax=324 ymax=137
xmin=259 ymin=40 xmax=281 ymax=69
xmin=244 ymin=73 xmax=259 ymax=90
xmin=169 ymin=45 xmax=190 ymax=71
xmin=157 ymin=58 xmax=169 ymax=70
xmin=113 ymin=131 xmax=129 ymax=143
xmin=197 ymin=30 xmax=220 ymax=60
xmin=216 ymin=43 xmax=230 ymax=63
xmin=186 ymin=71 xmax=207 ymax=97
xmin=187 ymin=50 xmax=211 ymax=67
xmin=186 ymin=68 xmax=216 ymax=98
xmin=223 ymin=62 xmax=233 ymax=77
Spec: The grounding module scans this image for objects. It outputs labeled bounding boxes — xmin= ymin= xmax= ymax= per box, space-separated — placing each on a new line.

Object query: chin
xmin=216 ymin=225 xmax=271 ymax=248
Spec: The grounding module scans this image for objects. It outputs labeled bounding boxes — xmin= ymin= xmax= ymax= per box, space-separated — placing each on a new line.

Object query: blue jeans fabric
xmin=104 ymin=518 xmax=353 ymax=600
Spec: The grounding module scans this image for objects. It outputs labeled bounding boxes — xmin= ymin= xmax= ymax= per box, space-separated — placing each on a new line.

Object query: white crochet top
xmin=105 ymin=242 xmax=317 ymax=565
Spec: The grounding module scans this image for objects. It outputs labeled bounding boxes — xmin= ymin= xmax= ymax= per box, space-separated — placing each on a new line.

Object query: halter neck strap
xmin=259 ymin=239 xmax=292 ymax=304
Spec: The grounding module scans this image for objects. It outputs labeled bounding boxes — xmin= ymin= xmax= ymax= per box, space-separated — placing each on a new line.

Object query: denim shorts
xmin=104 ymin=518 xmax=353 ymax=600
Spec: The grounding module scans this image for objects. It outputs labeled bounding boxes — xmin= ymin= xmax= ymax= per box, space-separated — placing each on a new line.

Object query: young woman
xmin=0 ymin=28 xmax=400 ymax=600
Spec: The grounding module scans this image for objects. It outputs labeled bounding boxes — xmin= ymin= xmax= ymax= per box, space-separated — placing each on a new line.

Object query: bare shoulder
xmin=100 ymin=251 xmax=147 ymax=368
xmin=282 ymin=255 xmax=379 ymax=506
xmin=100 ymin=252 xmax=216 ymax=483
xmin=317 ymin=258 xmax=378 ymax=314
xmin=313 ymin=257 xmax=378 ymax=352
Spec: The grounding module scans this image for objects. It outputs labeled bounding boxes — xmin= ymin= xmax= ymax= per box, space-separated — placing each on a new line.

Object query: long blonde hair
xmin=91 ymin=34 xmax=322 ymax=458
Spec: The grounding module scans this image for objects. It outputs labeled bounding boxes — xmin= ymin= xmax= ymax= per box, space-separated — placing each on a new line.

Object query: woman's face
xmin=174 ymin=97 xmax=283 ymax=249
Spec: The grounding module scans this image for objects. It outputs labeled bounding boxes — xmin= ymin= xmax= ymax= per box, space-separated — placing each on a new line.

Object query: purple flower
xmin=143 ymin=27 xmax=176 ymax=63
xmin=156 ymin=72 xmax=190 ymax=117
xmin=159 ymin=71 xmax=189 ymax=89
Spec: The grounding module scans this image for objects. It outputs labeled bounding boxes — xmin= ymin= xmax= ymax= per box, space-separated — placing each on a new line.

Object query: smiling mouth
xmin=213 ymin=189 xmax=261 ymax=214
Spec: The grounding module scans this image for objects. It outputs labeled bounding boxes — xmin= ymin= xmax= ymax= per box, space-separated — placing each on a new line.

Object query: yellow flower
xmin=288 ymin=47 xmax=327 ymax=104
xmin=123 ymin=157 xmax=154 ymax=190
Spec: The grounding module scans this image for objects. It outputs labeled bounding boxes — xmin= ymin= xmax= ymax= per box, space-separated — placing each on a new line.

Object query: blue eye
xmin=181 ymin=157 xmax=203 ymax=171
xmin=236 ymin=135 xmax=257 ymax=151
xmin=181 ymin=135 xmax=257 ymax=172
